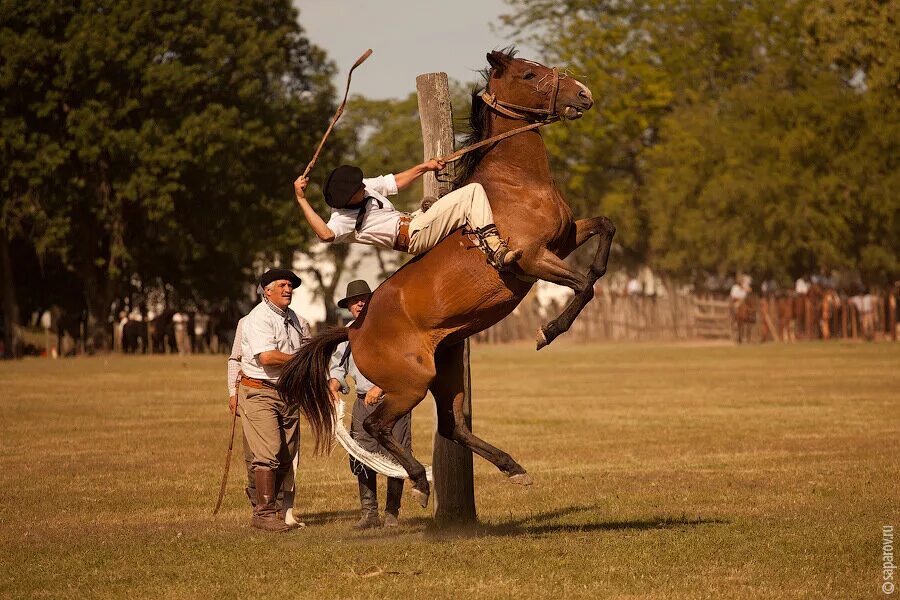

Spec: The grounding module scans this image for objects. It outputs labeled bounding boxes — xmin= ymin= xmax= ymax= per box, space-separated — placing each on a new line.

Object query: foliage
xmin=1 ymin=0 xmax=336 ymax=342
xmin=501 ymin=0 xmax=898 ymax=284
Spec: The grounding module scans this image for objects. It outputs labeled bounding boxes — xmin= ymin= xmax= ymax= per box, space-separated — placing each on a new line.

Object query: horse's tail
xmin=276 ymin=326 xmax=348 ymax=455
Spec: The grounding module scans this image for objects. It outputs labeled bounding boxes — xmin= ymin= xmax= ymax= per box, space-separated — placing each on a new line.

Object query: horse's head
xmin=484 ymin=50 xmax=593 ymax=121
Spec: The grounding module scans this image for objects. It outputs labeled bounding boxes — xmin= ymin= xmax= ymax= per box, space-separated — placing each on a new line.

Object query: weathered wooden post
xmin=890 ymin=291 xmax=897 ymax=342
xmin=416 ymin=72 xmax=477 ymax=523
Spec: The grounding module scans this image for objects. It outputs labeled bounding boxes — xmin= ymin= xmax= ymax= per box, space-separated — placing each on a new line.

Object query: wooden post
xmin=890 ymin=291 xmax=897 ymax=342
xmin=416 ymin=72 xmax=477 ymax=523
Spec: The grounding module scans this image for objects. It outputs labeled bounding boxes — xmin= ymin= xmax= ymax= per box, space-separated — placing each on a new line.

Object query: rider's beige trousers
xmin=407 ymin=183 xmax=493 ymax=254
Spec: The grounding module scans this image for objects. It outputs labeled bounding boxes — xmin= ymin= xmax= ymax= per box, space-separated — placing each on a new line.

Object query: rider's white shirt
xmin=326 ymin=174 xmax=404 ymax=251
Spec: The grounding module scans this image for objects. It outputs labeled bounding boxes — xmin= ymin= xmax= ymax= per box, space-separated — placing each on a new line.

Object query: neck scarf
xmin=354 ymin=196 xmax=383 ymax=232
xmin=263 ymin=296 xmax=300 ymax=351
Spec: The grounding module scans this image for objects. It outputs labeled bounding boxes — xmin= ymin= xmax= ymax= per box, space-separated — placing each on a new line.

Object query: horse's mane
xmin=452 ymin=47 xmax=518 ymax=189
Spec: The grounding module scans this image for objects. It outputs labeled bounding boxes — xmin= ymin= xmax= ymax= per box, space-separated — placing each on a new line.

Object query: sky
xmin=294 ymin=0 xmax=538 ymax=100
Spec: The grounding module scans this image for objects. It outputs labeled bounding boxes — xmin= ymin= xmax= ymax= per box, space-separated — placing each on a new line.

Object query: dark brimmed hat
xmin=323 ymin=165 xmax=363 ymax=209
xmin=337 ymin=279 xmax=372 ymax=309
xmin=259 ymin=268 xmax=301 ymax=288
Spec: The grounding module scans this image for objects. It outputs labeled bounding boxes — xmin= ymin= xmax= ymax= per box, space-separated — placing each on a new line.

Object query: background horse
xmin=279 ymin=50 xmax=615 ymax=507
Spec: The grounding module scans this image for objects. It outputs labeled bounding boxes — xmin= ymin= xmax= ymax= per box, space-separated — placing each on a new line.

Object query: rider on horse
xmin=293 ymin=161 xmax=522 ymax=270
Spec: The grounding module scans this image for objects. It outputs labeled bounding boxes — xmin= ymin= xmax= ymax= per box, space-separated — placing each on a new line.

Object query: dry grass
xmin=0 ymin=341 xmax=897 ymax=599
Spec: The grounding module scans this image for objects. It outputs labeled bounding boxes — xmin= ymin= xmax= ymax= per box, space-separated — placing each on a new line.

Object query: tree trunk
xmin=0 ymin=226 xmax=23 ymax=358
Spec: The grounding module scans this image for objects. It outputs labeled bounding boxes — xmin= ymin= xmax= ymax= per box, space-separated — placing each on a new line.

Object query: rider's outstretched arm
xmin=294 ymin=176 xmax=336 ymax=242
xmin=393 ymin=158 xmax=445 ymax=191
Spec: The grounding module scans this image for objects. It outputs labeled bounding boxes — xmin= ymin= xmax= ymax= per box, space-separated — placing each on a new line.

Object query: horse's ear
xmin=486 ymin=51 xmax=508 ymax=76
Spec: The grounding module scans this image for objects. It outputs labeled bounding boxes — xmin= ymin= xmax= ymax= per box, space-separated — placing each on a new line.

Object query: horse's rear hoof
xmin=410 ymin=487 xmax=429 ymax=508
xmin=509 ymin=473 xmax=533 ymax=486
xmin=535 ymin=328 xmax=548 ymax=351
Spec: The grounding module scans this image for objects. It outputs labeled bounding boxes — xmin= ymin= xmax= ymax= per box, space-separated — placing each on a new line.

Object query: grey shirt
xmin=329 ymin=328 xmax=375 ymax=394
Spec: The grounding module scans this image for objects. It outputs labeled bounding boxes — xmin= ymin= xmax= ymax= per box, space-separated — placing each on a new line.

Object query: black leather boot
xmin=353 ymin=471 xmax=380 ymax=530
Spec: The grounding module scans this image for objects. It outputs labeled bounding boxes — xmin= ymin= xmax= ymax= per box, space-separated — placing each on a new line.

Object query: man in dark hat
xmin=237 ymin=268 xmax=311 ymax=532
xmin=227 ymin=315 xmax=303 ymax=528
xmin=293 ymin=159 xmax=522 ymax=270
xmin=327 ymin=280 xmax=411 ymax=529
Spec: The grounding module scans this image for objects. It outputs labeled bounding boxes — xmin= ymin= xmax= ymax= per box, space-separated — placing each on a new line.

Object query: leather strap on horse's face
xmin=481 ymin=66 xmax=561 ymax=122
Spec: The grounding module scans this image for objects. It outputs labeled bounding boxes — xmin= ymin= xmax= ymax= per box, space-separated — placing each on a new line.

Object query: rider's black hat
xmin=323 ymin=165 xmax=363 ymax=209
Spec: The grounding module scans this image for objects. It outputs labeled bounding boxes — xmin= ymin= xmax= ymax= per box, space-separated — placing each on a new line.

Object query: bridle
xmin=436 ymin=61 xmax=568 ymax=164
xmin=480 ymin=62 xmax=564 ymax=122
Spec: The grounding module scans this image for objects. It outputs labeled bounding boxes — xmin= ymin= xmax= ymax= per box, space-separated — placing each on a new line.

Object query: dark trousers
xmin=350 ymin=456 xmax=403 ymax=516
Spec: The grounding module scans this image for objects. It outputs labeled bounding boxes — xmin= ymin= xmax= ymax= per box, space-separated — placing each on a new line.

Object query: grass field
xmin=0 ymin=341 xmax=897 ymax=599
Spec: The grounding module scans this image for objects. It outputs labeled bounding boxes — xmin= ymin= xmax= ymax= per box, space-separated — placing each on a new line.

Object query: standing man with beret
xmin=238 ymin=268 xmax=311 ymax=532
xmin=228 ymin=316 xmax=303 ymax=528
xmin=328 ymin=280 xmax=412 ymax=529
xmin=293 ymin=161 xmax=522 ymax=271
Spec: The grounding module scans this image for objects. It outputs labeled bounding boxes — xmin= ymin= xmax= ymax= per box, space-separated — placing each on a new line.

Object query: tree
xmin=1 ymin=0 xmax=338 ymax=351
xmin=500 ymin=0 xmax=898 ymax=285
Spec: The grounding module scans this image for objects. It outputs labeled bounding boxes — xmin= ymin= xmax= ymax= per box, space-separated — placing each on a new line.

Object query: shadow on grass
xmin=300 ymin=509 xmax=360 ymax=525
xmin=356 ymin=504 xmax=728 ymax=541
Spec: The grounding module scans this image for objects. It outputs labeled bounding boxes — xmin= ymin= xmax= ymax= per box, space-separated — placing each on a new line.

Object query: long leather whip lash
xmin=301 ymin=49 xmax=374 ymax=178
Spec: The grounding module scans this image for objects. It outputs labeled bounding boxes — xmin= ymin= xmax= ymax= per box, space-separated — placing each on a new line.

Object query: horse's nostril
xmin=578 ymin=90 xmax=593 ymax=108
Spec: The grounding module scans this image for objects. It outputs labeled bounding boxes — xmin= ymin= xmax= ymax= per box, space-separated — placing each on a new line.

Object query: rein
xmin=437 ymin=118 xmax=559 ymax=164
xmin=436 ymin=65 xmax=563 ymax=165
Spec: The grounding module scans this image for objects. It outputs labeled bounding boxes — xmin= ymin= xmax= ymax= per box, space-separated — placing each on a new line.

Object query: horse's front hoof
xmin=535 ymin=328 xmax=548 ymax=350
xmin=509 ymin=473 xmax=533 ymax=486
xmin=410 ymin=487 xmax=430 ymax=508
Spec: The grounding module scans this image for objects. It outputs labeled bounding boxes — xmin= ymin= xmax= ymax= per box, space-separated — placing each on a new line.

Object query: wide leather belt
xmin=240 ymin=374 xmax=277 ymax=390
xmin=393 ymin=215 xmax=412 ymax=252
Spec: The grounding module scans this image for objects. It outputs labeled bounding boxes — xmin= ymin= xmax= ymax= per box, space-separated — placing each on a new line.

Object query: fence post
xmin=416 ymin=72 xmax=477 ymax=523
xmin=890 ymin=291 xmax=897 ymax=342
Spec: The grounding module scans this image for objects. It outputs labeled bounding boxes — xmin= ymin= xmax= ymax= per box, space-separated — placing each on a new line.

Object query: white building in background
xmin=289 ymin=243 xmax=397 ymax=323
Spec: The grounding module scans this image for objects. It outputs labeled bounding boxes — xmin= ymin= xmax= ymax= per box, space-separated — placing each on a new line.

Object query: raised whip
xmin=301 ymin=49 xmax=373 ymax=178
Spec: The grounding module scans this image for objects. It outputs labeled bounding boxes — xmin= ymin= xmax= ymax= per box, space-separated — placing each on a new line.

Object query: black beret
xmin=259 ymin=268 xmax=301 ymax=288
xmin=323 ymin=165 xmax=363 ymax=209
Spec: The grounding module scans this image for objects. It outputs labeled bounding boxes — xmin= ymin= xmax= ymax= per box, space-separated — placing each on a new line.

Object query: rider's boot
xmin=480 ymin=224 xmax=522 ymax=270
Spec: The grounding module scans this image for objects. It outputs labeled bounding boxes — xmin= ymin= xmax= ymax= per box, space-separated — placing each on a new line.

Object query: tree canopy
xmin=501 ymin=0 xmax=898 ymax=286
xmin=1 ymin=0 xmax=337 ymax=349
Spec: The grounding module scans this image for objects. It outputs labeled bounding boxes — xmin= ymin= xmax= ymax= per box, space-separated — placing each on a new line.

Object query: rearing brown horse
xmin=278 ymin=49 xmax=615 ymax=508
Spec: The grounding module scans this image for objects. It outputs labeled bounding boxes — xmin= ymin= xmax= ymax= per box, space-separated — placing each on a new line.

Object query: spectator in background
xmin=172 ymin=311 xmax=190 ymax=355
xmin=730 ymin=275 xmax=752 ymax=309
xmin=859 ymin=288 xmax=876 ymax=341
xmin=194 ymin=312 xmax=210 ymax=353
xmin=626 ymin=275 xmax=643 ymax=297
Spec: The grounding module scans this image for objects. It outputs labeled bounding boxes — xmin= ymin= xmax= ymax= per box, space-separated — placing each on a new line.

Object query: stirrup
xmin=464 ymin=224 xmax=521 ymax=271
xmin=489 ymin=246 xmax=522 ymax=271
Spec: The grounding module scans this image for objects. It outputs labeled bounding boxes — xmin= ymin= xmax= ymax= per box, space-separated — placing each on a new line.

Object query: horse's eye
xmin=523 ymin=71 xmax=536 ymax=80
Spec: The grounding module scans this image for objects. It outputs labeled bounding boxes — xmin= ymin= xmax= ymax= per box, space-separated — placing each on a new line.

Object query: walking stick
xmin=213 ymin=376 xmax=242 ymax=515
xmin=300 ymin=49 xmax=373 ymax=178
